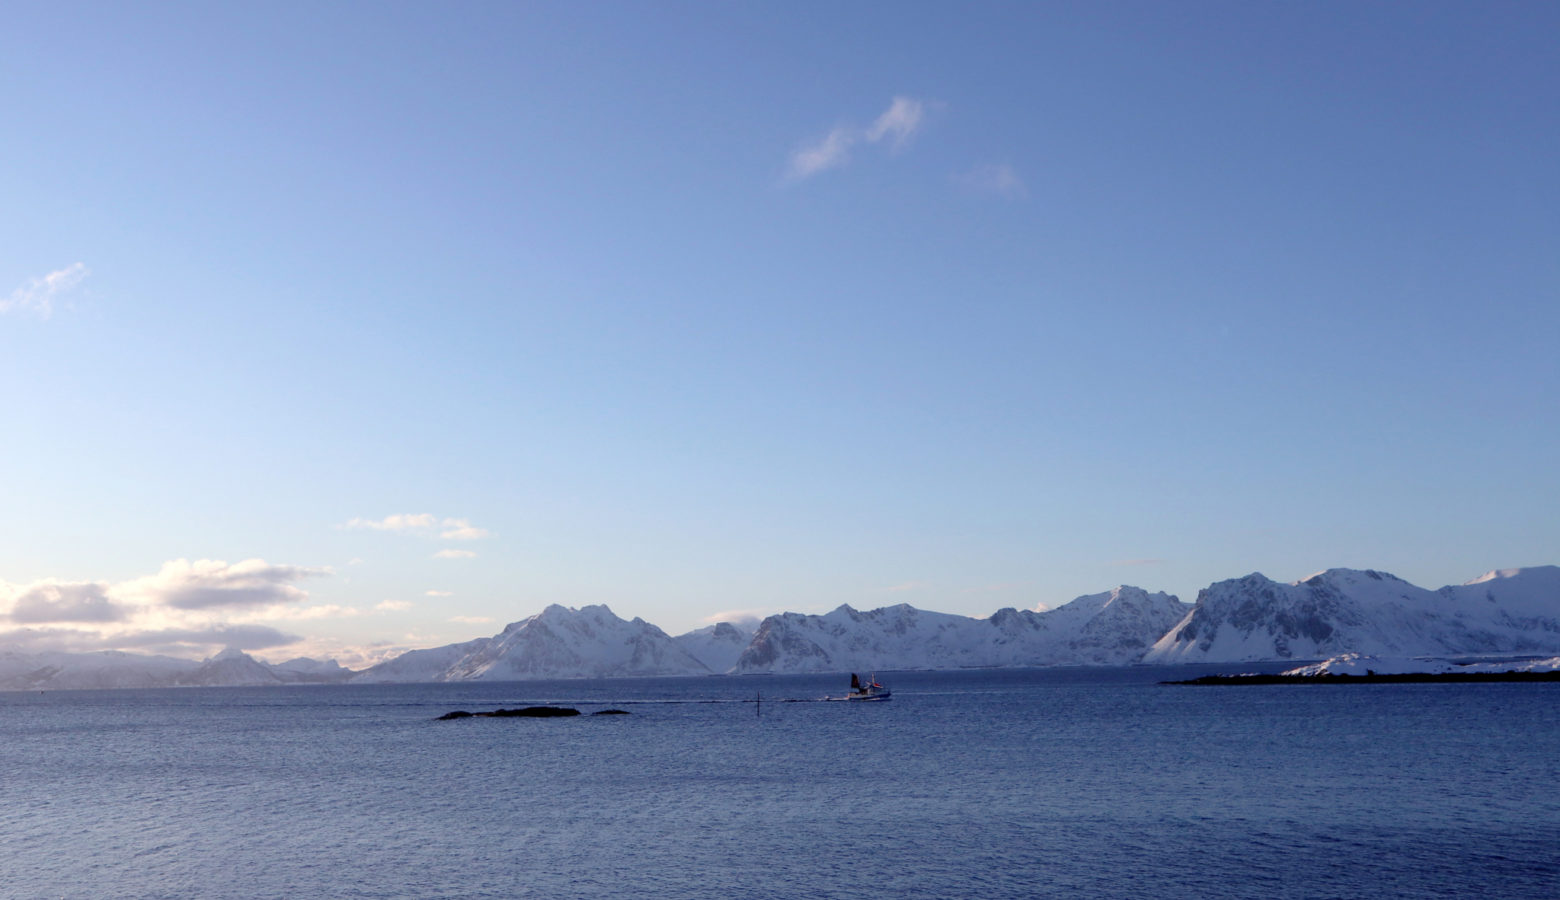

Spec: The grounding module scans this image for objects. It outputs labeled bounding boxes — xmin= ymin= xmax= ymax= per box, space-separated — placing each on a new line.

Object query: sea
xmin=3 ymin=667 xmax=1557 ymax=899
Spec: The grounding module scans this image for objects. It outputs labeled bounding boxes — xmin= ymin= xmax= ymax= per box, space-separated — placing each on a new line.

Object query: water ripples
xmin=2 ymin=672 xmax=1557 ymax=898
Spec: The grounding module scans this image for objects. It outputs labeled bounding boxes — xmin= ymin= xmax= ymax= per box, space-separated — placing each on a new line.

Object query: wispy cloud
xmin=424 ymin=590 xmax=452 ymax=598
xmin=345 ymin=513 xmax=437 ymax=533
xmin=866 ymin=96 xmax=925 ymax=149
xmin=438 ymin=518 xmax=490 ymax=541
xmin=3 ymin=263 xmax=89 ymax=317
xmin=344 ymin=513 xmax=491 ymax=541
xmin=955 ymin=163 xmax=1027 ymax=199
xmin=787 ymin=96 xmax=928 ymax=181
xmin=789 ymin=126 xmax=858 ymax=179
xmin=252 ymin=604 xmax=361 ymax=621
xmin=433 ymin=549 xmax=477 ymax=560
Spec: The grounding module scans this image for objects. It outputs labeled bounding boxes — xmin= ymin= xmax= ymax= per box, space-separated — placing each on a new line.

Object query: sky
xmin=3 ymin=1 xmax=1557 ymax=666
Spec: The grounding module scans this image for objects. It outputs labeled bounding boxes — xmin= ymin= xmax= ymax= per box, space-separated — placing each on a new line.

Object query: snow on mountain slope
xmin=1284 ymin=652 xmax=1560 ymax=676
xmin=732 ymin=588 xmax=1189 ymax=673
xmin=1014 ymin=586 xmax=1190 ymax=665
xmin=354 ymin=604 xmax=712 ymax=682
xmin=673 ymin=621 xmax=755 ymax=673
xmin=447 ymin=605 xmax=710 ymax=680
xmin=176 ymin=647 xmax=286 ymax=686
xmin=0 ymin=649 xmax=199 ymax=691
xmin=4 ymin=565 xmax=1555 ymax=688
xmin=734 ymin=604 xmax=980 ymax=673
xmin=1144 ymin=567 xmax=1560 ymax=663
xmin=271 ymin=656 xmax=354 ymax=682
xmin=351 ymin=638 xmax=492 ymax=684
xmin=0 ymin=647 xmax=355 ymax=690
xmin=1444 ymin=566 xmax=1560 ymax=624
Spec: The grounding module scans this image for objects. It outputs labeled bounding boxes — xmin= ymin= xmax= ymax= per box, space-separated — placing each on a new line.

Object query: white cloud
xmin=438 ymin=518 xmax=490 ymax=541
xmin=116 ymin=558 xmax=330 ymax=611
xmin=0 ymin=558 xmax=333 ymax=659
xmin=4 ymin=581 xmax=127 ymax=624
xmin=376 ymin=599 xmax=413 ymax=611
xmin=787 ymin=96 xmax=929 ymax=181
xmin=433 ymin=549 xmax=477 ymax=560
xmin=701 ymin=610 xmax=766 ymax=631
xmin=115 ymin=624 xmax=300 ymax=654
xmin=2 ymin=263 xmax=89 ymax=317
xmin=344 ymin=513 xmax=438 ymax=533
xmin=246 ymin=604 xmax=361 ymax=621
xmin=955 ymin=163 xmax=1027 ymax=198
xmin=424 ymin=590 xmax=452 ymax=598
xmin=788 ymin=126 xmax=857 ymax=180
xmin=345 ymin=513 xmax=490 ymax=541
xmin=866 ymin=96 xmax=925 ymax=149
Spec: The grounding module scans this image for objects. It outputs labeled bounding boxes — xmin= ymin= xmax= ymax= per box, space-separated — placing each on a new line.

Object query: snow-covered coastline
xmin=1281 ymin=652 xmax=1560 ymax=677
xmin=2 ymin=565 xmax=1557 ymax=690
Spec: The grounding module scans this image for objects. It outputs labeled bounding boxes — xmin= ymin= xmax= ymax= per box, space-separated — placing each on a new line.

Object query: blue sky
xmin=3 ymin=2 xmax=1556 ymax=664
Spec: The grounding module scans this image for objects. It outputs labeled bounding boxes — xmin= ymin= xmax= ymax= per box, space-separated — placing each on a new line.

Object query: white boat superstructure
xmin=846 ymin=672 xmax=891 ymax=701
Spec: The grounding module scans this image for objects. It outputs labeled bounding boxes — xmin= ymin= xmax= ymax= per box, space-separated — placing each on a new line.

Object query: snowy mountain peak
xmin=1464 ymin=565 xmax=1560 ymax=586
xmin=1146 ymin=566 xmax=1560 ymax=663
xmin=1298 ymin=568 xmax=1409 ymax=588
xmin=673 ymin=620 xmax=756 ymax=673
xmin=733 ymin=589 xmax=1187 ymax=673
xmin=356 ymin=603 xmax=710 ymax=682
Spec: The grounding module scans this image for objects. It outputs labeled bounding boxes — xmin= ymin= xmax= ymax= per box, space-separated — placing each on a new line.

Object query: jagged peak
xmin=527 ymin=603 xmax=621 ymax=624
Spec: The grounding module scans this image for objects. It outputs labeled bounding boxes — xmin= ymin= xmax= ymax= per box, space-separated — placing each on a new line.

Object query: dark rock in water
xmin=486 ymin=706 xmax=580 ymax=717
xmin=437 ymin=705 xmax=602 ymax=719
xmin=592 ymin=709 xmax=631 ymax=715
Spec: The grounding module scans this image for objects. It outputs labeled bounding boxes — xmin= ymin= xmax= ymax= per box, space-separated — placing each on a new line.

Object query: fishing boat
xmin=845 ymin=672 xmax=891 ymax=701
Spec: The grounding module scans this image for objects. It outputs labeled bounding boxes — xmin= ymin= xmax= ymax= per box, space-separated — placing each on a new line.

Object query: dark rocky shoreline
xmin=1166 ymin=671 xmax=1560 ymax=685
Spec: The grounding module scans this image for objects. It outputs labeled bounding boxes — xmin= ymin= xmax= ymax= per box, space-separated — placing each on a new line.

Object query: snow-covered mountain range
xmin=0 ymin=647 xmax=353 ymax=691
xmin=3 ymin=566 xmax=1556 ymax=689
xmin=1143 ymin=566 xmax=1560 ymax=663
xmin=732 ymin=586 xmax=1189 ymax=673
xmin=354 ymin=604 xmax=709 ymax=682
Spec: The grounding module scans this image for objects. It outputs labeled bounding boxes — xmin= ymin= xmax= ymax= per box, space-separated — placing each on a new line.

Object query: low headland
xmin=1166 ymin=653 xmax=1560 ymax=685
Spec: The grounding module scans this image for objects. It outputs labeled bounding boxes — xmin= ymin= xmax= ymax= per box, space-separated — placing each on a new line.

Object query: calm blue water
xmin=2 ymin=668 xmax=1557 ymax=899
